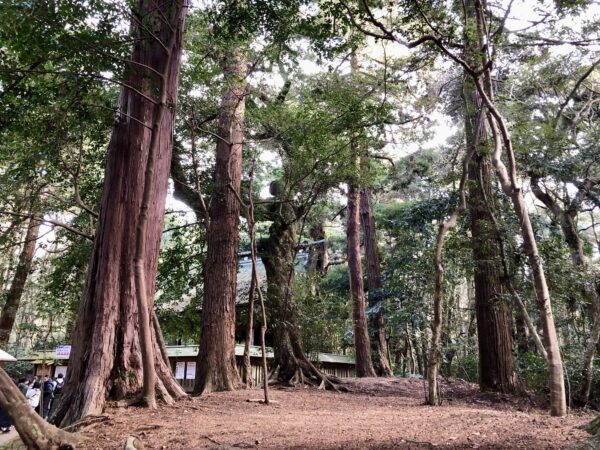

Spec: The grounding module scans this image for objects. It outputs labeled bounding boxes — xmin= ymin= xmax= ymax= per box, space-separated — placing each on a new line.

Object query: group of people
xmin=0 ymin=373 xmax=65 ymax=433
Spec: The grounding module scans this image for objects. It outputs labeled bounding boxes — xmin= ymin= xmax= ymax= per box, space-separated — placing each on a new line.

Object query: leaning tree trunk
xmin=483 ymin=83 xmax=567 ymax=418
xmin=52 ymin=0 xmax=187 ymax=427
xmin=0 ymin=367 xmax=82 ymax=450
xmin=465 ymin=0 xmax=566 ymax=416
xmin=531 ymin=177 xmax=600 ymax=405
xmin=360 ymin=188 xmax=393 ymax=377
xmin=194 ymin=46 xmax=246 ymax=394
xmin=0 ymin=211 xmax=40 ymax=349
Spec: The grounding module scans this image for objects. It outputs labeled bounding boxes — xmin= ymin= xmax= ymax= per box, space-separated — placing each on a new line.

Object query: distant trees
xmin=0 ymin=207 xmax=40 ymax=349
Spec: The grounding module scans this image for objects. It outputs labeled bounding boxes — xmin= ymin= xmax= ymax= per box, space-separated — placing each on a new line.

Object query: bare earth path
xmin=71 ymin=377 xmax=593 ymax=449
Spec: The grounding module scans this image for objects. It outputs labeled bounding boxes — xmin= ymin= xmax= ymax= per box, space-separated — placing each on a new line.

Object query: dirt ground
xmin=59 ymin=377 xmax=594 ymax=450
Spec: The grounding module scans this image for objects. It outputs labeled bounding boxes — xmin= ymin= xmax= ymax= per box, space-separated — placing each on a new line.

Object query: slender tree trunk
xmin=52 ymin=1 xmax=187 ymax=427
xmin=307 ymin=223 xmax=328 ymax=275
xmin=0 ymin=212 xmax=40 ymax=349
xmin=530 ymin=177 xmax=600 ymax=404
xmin=428 ymin=100 xmax=484 ymax=404
xmin=242 ymin=267 xmax=256 ymax=387
xmin=485 ymin=87 xmax=567 ymax=417
xmin=578 ymin=284 xmax=600 ymax=404
xmin=360 ymin=188 xmax=392 ymax=376
xmin=194 ymin=46 xmax=246 ymax=394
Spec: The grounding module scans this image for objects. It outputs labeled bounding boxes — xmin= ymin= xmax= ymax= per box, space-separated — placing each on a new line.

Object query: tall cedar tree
xmin=360 ymin=188 xmax=393 ymax=376
xmin=463 ymin=0 xmax=520 ymax=392
xmin=347 ymin=51 xmax=376 ymax=377
xmin=194 ymin=46 xmax=246 ymax=394
xmin=52 ymin=0 xmax=187 ymax=426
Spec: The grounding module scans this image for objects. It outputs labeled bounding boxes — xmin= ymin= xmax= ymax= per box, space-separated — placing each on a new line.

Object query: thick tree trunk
xmin=0 ymin=212 xmax=40 ymax=349
xmin=360 ymin=188 xmax=393 ymax=377
xmin=347 ymin=50 xmax=375 ymax=379
xmin=462 ymin=0 xmax=566 ymax=416
xmin=262 ymin=202 xmax=301 ymax=382
xmin=0 ymin=367 xmax=82 ymax=449
xmin=347 ymin=183 xmax=376 ymax=377
xmin=194 ymin=47 xmax=246 ymax=394
xmin=463 ymin=0 xmax=519 ymax=393
xmin=261 ymin=202 xmax=340 ymax=389
xmin=463 ymin=61 xmax=519 ymax=391
xmin=467 ymin=155 xmax=519 ymax=392
xmin=52 ymin=1 xmax=187 ymax=427
xmin=133 ymin=2 xmax=182 ymax=408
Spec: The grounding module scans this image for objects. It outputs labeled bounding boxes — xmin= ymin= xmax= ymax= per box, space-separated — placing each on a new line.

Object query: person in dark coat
xmin=41 ymin=375 xmax=54 ymax=419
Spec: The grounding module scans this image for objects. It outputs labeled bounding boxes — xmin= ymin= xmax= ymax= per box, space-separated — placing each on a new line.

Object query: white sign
xmin=175 ymin=362 xmax=185 ymax=379
xmin=54 ymin=345 xmax=71 ymax=358
xmin=55 ymin=366 xmax=68 ymax=378
xmin=186 ymin=362 xmax=196 ymax=380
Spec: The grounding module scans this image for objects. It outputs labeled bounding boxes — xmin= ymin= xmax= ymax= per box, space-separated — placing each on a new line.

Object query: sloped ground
xmin=4 ymin=377 xmax=594 ymax=449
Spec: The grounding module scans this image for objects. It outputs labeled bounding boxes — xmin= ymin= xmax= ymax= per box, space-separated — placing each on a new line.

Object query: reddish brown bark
xmin=463 ymin=18 xmax=519 ymax=392
xmin=52 ymin=0 xmax=187 ymax=427
xmin=467 ymin=154 xmax=519 ymax=392
xmin=347 ymin=50 xmax=375 ymax=379
xmin=0 ymin=212 xmax=40 ymax=350
xmin=347 ymin=183 xmax=376 ymax=378
xmin=459 ymin=0 xmax=566 ymax=416
xmin=360 ymin=188 xmax=392 ymax=377
xmin=194 ymin=47 xmax=246 ymax=394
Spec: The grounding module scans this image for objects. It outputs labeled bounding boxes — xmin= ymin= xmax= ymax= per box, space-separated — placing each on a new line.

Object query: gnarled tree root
xmin=268 ymin=357 xmax=347 ymax=392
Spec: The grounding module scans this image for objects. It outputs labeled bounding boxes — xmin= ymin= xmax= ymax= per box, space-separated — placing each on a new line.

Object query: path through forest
xmin=62 ymin=377 xmax=595 ymax=449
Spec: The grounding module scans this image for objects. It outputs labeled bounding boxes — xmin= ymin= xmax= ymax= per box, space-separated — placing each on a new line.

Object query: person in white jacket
xmin=26 ymin=381 xmax=41 ymax=410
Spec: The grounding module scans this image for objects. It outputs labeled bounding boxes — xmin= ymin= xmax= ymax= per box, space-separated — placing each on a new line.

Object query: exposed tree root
xmin=62 ymin=415 xmax=110 ymax=432
xmin=268 ymin=357 xmax=347 ymax=393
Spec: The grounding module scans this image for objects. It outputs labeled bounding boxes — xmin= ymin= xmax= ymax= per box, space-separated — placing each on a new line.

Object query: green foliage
xmin=3 ymin=361 xmax=33 ymax=379
xmin=295 ymin=267 xmax=352 ymax=356
xmin=156 ymin=220 xmax=206 ymax=343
